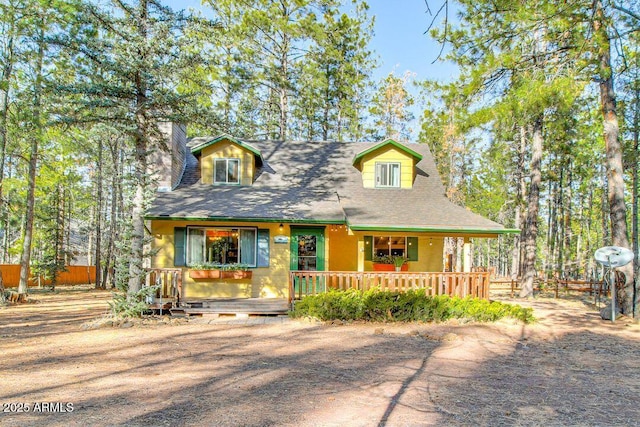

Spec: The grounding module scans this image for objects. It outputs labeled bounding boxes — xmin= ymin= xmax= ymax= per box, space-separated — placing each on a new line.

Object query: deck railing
xmin=289 ymin=271 xmax=491 ymax=302
xmin=144 ymin=268 xmax=183 ymax=305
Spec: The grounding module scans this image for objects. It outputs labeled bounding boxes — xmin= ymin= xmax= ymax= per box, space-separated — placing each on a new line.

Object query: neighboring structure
xmin=146 ymin=131 xmax=514 ymax=299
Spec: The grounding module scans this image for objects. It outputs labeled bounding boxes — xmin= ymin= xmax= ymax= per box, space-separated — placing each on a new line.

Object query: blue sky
xmin=364 ymin=0 xmax=456 ymax=83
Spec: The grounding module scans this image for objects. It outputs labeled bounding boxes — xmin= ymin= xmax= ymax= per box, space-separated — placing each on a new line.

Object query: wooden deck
xmin=289 ymin=271 xmax=491 ymax=301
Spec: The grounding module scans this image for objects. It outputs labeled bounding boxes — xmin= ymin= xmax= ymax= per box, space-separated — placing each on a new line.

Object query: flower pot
xmin=188 ymin=270 xmax=252 ymax=280
xmin=373 ymin=263 xmax=395 ymax=271
xmin=189 ymin=269 xmax=222 ymax=279
xmin=221 ymin=271 xmax=252 ymax=279
xmin=373 ymin=263 xmax=408 ymax=271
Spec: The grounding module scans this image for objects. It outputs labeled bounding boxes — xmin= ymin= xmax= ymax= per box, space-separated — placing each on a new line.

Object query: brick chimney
xmin=150 ymin=122 xmax=187 ymax=192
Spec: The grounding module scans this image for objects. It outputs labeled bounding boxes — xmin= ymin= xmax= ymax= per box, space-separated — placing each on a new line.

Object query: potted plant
xmin=372 ymin=255 xmax=393 ymax=271
xmin=392 ymin=256 xmax=408 ymax=272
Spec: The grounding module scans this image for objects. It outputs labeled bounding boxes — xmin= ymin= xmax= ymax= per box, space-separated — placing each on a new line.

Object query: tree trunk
xmin=128 ymin=144 xmax=147 ymax=296
xmin=278 ymin=3 xmax=290 ymax=141
xmin=95 ymin=139 xmax=103 ymax=289
xmin=520 ymin=118 xmax=543 ymax=298
xmin=18 ymin=22 xmax=45 ymax=295
xmin=564 ymin=165 xmax=573 ymax=276
xmin=601 ymin=164 xmax=609 ymax=244
xmin=632 ymin=68 xmax=639 ymax=317
xmin=128 ymin=0 xmax=150 ymax=298
xmin=594 ymin=0 xmax=634 ymax=315
xmin=0 ymin=30 xmax=14 ymax=290
xmin=104 ymin=141 xmax=121 ymax=288
xmin=558 ymin=167 xmax=566 ymax=276
xmin=455 ymin=237 xmax=463 ymax=272
xmin=511 ymin=126 xmax=526 ymax=279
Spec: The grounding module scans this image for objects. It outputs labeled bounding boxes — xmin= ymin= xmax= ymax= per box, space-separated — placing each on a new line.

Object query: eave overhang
xmin=190 ymin=134 xmax=264 ymax=165
xmin=352 ymin=138 xmax=423 ymax=168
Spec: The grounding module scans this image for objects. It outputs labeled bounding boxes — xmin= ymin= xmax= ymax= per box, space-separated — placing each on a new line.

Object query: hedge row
xmin=289 ymin=288 xmax=535 ymax=324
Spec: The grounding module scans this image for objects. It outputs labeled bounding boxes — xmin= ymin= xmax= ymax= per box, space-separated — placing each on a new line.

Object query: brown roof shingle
xmin=147 ymin=139 xmax=510 ymax=234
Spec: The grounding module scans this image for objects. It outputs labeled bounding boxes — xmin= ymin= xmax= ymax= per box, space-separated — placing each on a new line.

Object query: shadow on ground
xmin=0 ymin=287 xmax=638 ymax=426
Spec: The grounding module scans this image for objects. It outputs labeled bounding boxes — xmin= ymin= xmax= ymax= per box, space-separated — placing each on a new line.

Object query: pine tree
xmin=58 ymin=0 xmax=212 ymax=300
xmin=369 ymin=71 xmax=415 ymax=141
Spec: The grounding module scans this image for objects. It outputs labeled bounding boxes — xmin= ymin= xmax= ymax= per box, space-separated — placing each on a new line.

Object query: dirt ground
xmin=0 ymin=286 xmax=639 ymax=427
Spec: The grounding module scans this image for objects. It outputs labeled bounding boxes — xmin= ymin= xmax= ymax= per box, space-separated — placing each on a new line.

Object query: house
xmin=145 ymin=124 xmax=515 ymax=302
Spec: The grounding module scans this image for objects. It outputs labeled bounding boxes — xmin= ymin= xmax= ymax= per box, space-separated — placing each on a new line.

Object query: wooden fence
xmin=289 ymin=271 xmax=491 ymax=302
xmin=489 ymin=277 xmax=606 ymax=298
xmin=0 ymin=265 xmax=96 ymax=287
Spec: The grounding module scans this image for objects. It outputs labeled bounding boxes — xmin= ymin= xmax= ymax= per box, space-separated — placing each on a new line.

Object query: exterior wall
xmin=151 ymin=220 xmax=288 ymax=299
xmin=200 ymin=140 xmax=255 ymax=186
xmin=327 ymin=225 xmax=358 ymax=271
xmin=360 ymin=146 xmax=416 ymax=189
xmin=358 ymin=233 xmax=445 ymax=272
xmin=151 ymin=220 xmax=462 ymax=299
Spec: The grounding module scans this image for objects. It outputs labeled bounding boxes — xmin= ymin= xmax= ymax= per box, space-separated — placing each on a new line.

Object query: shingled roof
xmin=146 ymin=138 xmax=513 ymax=236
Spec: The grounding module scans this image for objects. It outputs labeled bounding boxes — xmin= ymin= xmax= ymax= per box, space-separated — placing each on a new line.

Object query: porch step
xmin=169 ymin=307 xmax=187 ymax=317
xmin=181 ymin=298 xmax=290 ymax=316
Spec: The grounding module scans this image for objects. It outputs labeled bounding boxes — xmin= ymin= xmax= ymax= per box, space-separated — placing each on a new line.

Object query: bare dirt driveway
xmin=1 ymin=286 xmax=639 ymax=427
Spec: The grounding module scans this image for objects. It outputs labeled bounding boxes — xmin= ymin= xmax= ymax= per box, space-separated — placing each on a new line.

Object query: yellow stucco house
xmin=146 ymin=124 xmax=513 ymax=304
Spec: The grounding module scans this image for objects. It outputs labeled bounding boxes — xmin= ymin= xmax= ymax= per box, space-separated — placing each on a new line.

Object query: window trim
xmin=375 ymin=161 xmax=401 ymax=188
xmin=213 ymin=158 xmax=241 ymax=185
xmin=186 ymin=226 xmax=257 ymax=267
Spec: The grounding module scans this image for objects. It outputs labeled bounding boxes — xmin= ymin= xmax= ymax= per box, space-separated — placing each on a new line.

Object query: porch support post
xmin=357 ymin=237 xmax=365 ymax=272
xmin=463 ymin=238 xmax=472 ymax=273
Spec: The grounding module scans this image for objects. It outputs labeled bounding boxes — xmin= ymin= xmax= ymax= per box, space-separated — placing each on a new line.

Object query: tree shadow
xmin=1 ymin=291 xmax=639 ymax=427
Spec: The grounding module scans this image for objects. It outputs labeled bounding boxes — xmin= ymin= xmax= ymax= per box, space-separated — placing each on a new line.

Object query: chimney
xmin=151 ymin=122 xmax=187 ymax=192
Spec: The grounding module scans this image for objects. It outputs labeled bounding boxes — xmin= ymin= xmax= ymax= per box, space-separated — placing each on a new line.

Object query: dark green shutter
xmin=257 ymin=229 xmax=270 ymax=267
xmin=174 ymin=227 xmax=187 ymax=267
xmin=407 ymin=237 xmax=418 ymax=261
xmin=364 ymin=235 xmax=373 ymax=261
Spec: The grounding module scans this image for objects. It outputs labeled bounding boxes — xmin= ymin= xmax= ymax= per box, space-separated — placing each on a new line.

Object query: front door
xmin=290 ymin=227 xmax=326 ymax=295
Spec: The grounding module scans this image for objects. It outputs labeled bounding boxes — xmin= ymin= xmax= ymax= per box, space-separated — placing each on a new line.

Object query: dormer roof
xmin=189 ymin=134 xmax=264 ymax=166
xmin=352 ymin=138 xmax=423 ymax=170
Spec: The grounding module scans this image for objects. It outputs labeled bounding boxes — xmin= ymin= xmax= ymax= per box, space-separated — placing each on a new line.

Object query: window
xmin=214 ymin=158 xmax=240 ymax=184
xmin=375 ymin=162 xmax=400 ymax=188
xmin=364 ymin=235 xmax=419 ymax=261
xmin=186 ymin=227 xmax=256 ymax=267
xmin=374 ymin=236 xmax=407 ymax=257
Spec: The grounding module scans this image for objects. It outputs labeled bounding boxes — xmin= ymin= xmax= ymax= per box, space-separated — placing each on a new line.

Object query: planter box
xmin=222 ymin=270 xmax=252 ymax=279
xmin=189 ymin=270 xmax=252 ymax=280
xmin=373 ymin=263 xmax=408 ymax=272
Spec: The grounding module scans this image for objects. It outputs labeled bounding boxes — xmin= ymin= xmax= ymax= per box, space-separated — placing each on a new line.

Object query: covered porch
xmin=142 ymin=268 xmax=491 ymax=316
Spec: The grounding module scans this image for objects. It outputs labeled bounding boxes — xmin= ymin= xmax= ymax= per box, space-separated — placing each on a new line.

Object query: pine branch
xmin=611 ymin=3 xmax=640 ymax=22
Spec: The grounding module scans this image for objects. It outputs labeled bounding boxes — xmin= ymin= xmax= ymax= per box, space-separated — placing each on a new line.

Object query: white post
xmin=462 ymin=239 xmax=472 ymax=273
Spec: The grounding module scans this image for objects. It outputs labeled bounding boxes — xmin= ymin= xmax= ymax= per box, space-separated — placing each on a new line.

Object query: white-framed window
xmin=186 ymin=227 xmax=257 ymax=267
xmin=375 ymin=162 xmax=401 ymax=188
xmin=214 ymin=158 xmax=240 ymax=184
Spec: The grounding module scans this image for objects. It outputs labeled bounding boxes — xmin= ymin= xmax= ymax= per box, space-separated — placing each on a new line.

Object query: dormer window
xmin=214 ymin=158 xmax=240 ymax=184
xmin=375 ymin=162 xmax=400 ymax=188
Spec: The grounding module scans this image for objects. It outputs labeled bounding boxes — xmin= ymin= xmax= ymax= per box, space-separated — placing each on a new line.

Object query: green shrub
xmin=109 ymin=284 xmax=159 ymax=319
xmin=290 ymin=289 xmax=535 ymax=324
